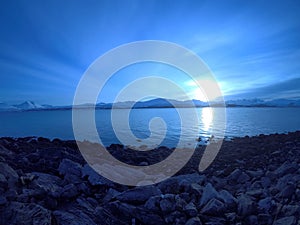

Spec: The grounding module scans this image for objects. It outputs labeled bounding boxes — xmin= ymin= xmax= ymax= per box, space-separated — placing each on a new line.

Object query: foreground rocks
xmin=0 ymin=131 xmax=299 ymax=224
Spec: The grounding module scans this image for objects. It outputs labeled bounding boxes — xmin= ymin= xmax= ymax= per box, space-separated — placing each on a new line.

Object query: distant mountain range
xmin=1 ymin=98 xmax=300 ymax=111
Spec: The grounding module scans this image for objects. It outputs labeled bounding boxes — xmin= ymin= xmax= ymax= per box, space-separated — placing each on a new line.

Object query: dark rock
xmin=2 ymin=202 xmax=52 ymax=225
xmin=281 ymin=205 xmax=300 ymax=217
xmin=261 ymin=176 xmax=272 ymax=188
xmin=184 ymin=202 xmax=198 ymax=217
xmin=185 ymin=217 xmax=202 ymax=225
xmin=81 ymin=164 xmax=114 ymax=187
xmin=28 ymin=172 xmax=63 ymax=197
xmin=164 ymin=210 xmax=185 ymax=224
xmin=279 ymin=183 xmax=296 ymax=199
xmin=160 ymin=194 xmax=176 ymax=213
xmin=199 ymin=183 xmax=219 ymax=207
xmin=158 ymin=173 xmax=205 ymax=194
xmin=53 ymin=210 xmax=97 ymax=225
xmin=144 ymin=195 xmax=161 ymax=211
xmin=60 ymin=183 xmax=79 ymax=198
xmin=238 ymin=172 xmax=250 ymax=184
xmin=274 ymin=162 xmax=298 ymax=177
xmin=246 ymin=215 xmax=258 ymax=225
xmin=103 ymin=188 xmax=121 ymax=202
xmin=237 ymin=194 xmax=255 ymax=217
xmin=0 ymin=196 xmax=7 ymax=206
xmin=0 ymin=162 xmax=18 ymax=188
xmin=200 ymin=198 xmax=225 ymax=216
xmin=218 ymin=190 xmax=236 ymax=209
xmin=116 ymin=185 xmax=161 ymax=204
xmin=58 ymin=158 xmax=82 ymax=183
xmin=227 ymin=169 xmax=242 ymax=184
xmin=0 ymin=173 xmax=7 ymax=190
xmin=258 ymin=197 xmax=275 ymax=213
xmin=257 ymin=213 xmax=272 ymax=225
xmin=273 ymin=216 xmax=296 ymax=225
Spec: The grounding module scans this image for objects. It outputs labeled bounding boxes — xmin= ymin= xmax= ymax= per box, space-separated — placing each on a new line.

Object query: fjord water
xmin=0 ymin=107 xmax=299 ymax=147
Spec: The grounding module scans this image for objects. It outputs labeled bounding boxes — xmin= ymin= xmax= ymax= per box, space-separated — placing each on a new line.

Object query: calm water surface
xmin=0 ymin=108 xmax=299 ymax=147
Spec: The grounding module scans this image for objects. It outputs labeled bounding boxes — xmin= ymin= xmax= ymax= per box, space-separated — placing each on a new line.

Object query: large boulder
xmin=116 ymin=185 xmax=161 ymax=204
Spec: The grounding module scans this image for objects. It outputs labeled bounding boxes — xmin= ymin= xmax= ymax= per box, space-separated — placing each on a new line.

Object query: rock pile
xmin=0 ymin=132 xmax=300 ymax=224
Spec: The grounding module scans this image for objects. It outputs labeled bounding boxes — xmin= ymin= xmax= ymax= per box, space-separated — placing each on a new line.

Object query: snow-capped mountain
xmin=14 ymin=101 xmax=44 ymax=110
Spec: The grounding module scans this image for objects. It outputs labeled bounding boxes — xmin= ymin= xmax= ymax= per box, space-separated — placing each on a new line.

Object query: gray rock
xmin=200 ymin=198 xmax=225 ymax=216
xmin=237 ymin=194 xmax=255 ymax=217
xmin=199 ymin=183 xmax=219 ymax=207
xmin=184 ymin=202 xmax=198 ymax=217
xmin=58 ymin=158 xmax=82 ymax=183
xmin=185 ymin=217 xmax=202 ymax=225
xmin=116 ymin=185 xmax=161 ymax=204
xmin=273 ymin=216 xmax=296 ymax=225
xmin=274 ymin=162 xmax=298 ymax=177
xmin=60 ymin=183 xmax=79 ymax=198
xmin=0 ymin=162 xmax=18 ymax=188
xmin=53 ymin=210 xmax=97 ymax=225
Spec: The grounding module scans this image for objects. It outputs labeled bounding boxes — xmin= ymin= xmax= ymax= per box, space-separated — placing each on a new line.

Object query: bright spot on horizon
xmin=185 ymin=79 xmax=224 ymax=101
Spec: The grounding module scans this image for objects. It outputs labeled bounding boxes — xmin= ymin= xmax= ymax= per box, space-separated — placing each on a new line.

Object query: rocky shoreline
xmin=0 ymin=131 xmax=300 ymax=225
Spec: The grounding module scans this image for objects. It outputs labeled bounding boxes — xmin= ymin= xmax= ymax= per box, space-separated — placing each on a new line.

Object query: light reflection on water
xmin=0 ymin=107 xmax=300 ymax=148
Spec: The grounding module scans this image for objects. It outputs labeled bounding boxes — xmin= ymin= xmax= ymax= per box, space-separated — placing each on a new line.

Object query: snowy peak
xmin=14 ymin=101 xmax=44 ymax=110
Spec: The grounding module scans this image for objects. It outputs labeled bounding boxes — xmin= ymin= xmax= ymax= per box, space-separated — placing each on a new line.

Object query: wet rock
xmin=246 ymin=215 xmax=258 ymax=225
xmin=273 ymin=216 xmax=296 ymax=225
xmin=199 ymin=183 xmax=219 ymax=207
xmin=227 ymin=169 xmax=242 ymax=184
xmin=185 ymin=217 xmax=202 ymax=225
xmin=116 ymin=185 xmax=161 ymax=204
xmin=200 ymin=198 xmax=225 ymax=216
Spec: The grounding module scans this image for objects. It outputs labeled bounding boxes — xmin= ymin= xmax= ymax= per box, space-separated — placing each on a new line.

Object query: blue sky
xmin=0 ymin=0 xmax=300 ymax=105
